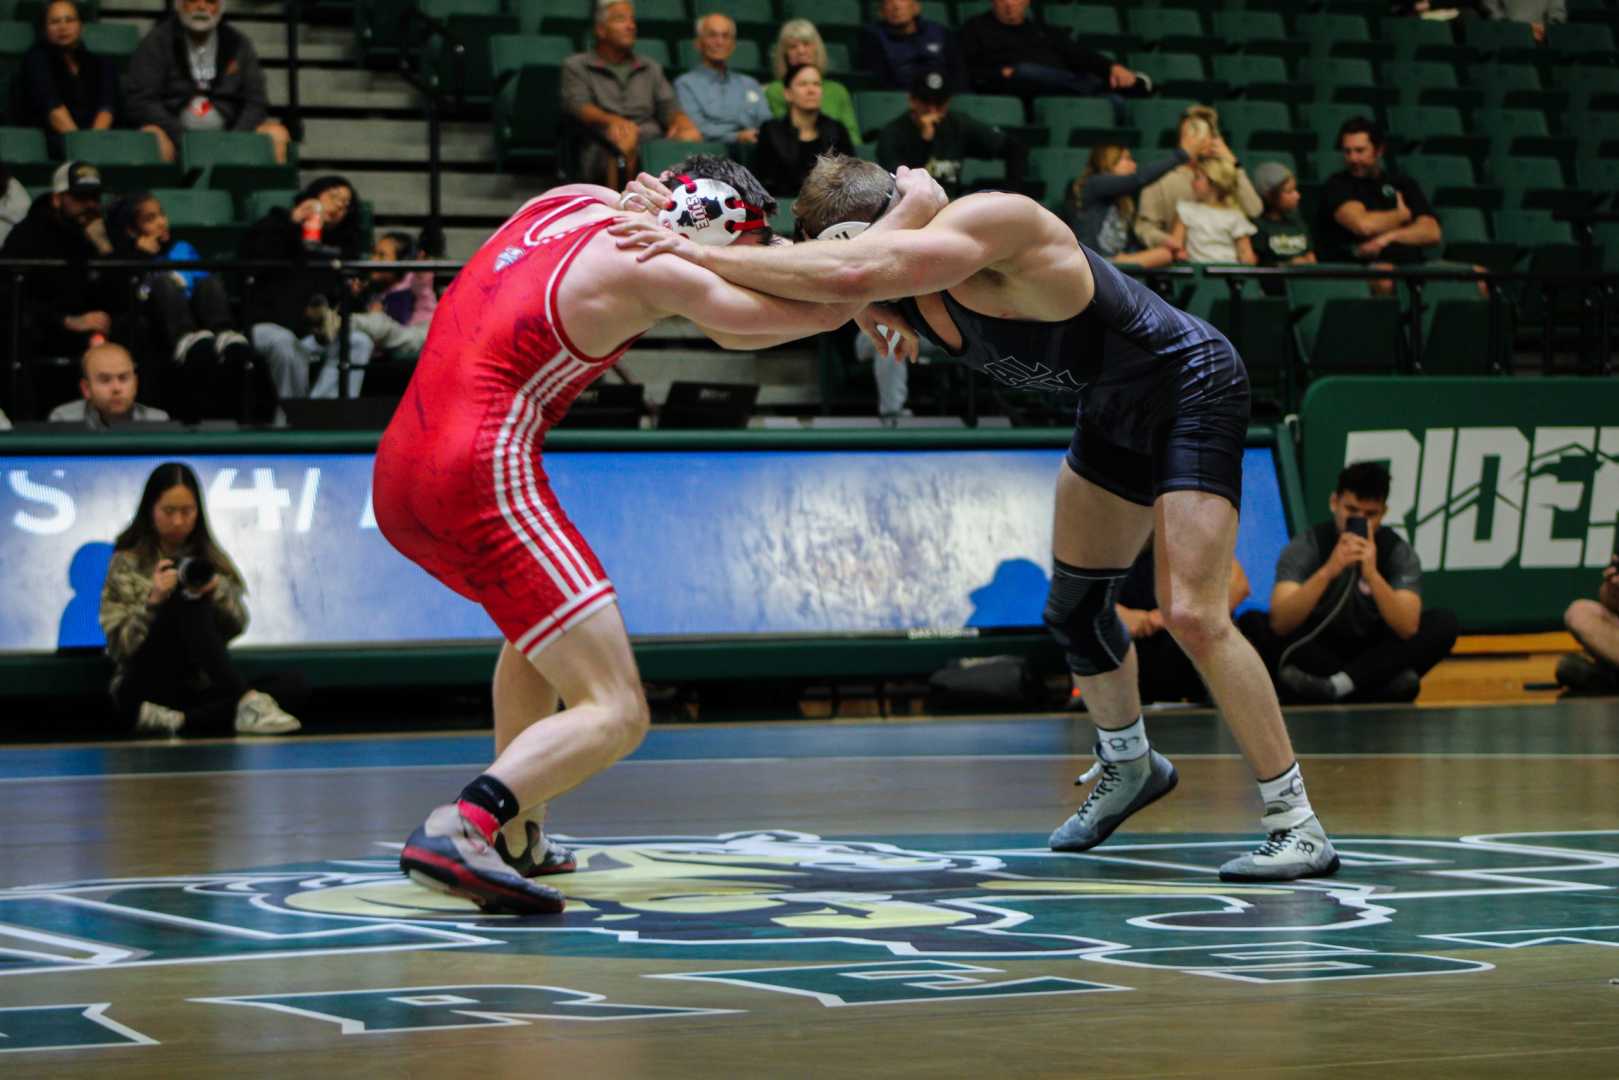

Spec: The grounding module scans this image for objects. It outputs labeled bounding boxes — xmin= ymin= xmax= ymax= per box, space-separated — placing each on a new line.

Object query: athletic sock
xmin=1257 ymin=761 xmax=1314 ymax=830
xmin=1095 ymin=715 xmax=1149 ymax=763
xmin=1328 ymin=672 xmax=1355 ymax=699
xmin=456 ymin=774 xmax=520 ymax=843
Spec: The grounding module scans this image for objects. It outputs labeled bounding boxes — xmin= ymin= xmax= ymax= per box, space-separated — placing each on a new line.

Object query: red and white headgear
xmin=657 ymin=174 xmax=769 ymax=246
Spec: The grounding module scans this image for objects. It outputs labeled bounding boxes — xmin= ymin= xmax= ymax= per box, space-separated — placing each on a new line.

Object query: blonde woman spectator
xmin=1063 ymin=119 xmax=1209 ymax=269
xmin=1169 ymin=157 xmax=1257 ymax=265
xmin=1135 ymin=105 xmax=1262 ymax=251
xmin=764 ymin=19 xmax=862 ymax=145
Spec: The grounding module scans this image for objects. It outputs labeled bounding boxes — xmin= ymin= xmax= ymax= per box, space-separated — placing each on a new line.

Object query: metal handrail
xmin=394 ymin=8 xmax=469 ymax=258
xmin=284 ymin=0 xmax=304 ymax=143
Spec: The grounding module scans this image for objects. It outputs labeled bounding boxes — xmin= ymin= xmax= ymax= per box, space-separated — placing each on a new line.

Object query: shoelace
xmin=1254 ymin=828 xmax=1295 ymax=857
xmin=1074 ymin=761 xmax=1123 ymax=819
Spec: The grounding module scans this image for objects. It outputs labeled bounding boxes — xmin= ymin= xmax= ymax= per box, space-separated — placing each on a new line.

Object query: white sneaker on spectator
xmin=234 ymin=690 xmax=301 ymax=735
xmin=173 ymin=328 xmax=215 ymax=365
xmin=136 ymin=701 xmax=185 ymax=736
xmin=214 ymin=329 xmax=250 ymax=357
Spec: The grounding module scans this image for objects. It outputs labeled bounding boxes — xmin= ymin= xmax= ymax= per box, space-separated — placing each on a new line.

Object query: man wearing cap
xmin=1250 ymin=161 xmax=1316 ymax=269
xmin=876 ymin=70 xmax=1027 ymax=198
xmin=0 ymin=161 xmax=130 ymax=364
xmin=124 ymin=0 xmax=291 ymax=164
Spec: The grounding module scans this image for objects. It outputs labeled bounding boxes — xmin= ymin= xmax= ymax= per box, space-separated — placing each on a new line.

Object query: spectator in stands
xmin=1316 ymin=117 xmax=1441 ymax=287
xmin=562 ymin=0 xmax=700 ymax=189
xmin=675 ymin=13 xmax=772 ymax=146
xmin=1169 ymin=157 xmax=1258 ymax=265
xmin=0 ymin=162 xmax=130 ymax=365
xmin=108 ymin=191 xmax=257 ymax=409
xmin=875 ymin=70 xmax=1026 ymax=197
xmin=1135 ymin=107 xmax=1263 ymax=252
xmin=0 ymin=162 xmax=29 ymax=247
xmin=240 ymin=176 xmax=373 ymax=400
xmin=1250 ymin=162 xmax=1316 ymax=269
xmin=857 ymin=0 xmax=967 ymax=95
xmin=1240 ymin=461 xmax=1459 ymax=704
xmin=100 ymin=461 xmax=303 ymax=737
xmin=49 ymin=341 xmax=170 ymax=427
xmin=959 ymin=0 xmax=1144 ymax=123
xmin=1483 ymin=0 xmax=1566 ymax=44
xmin=765 ymin=19 xmax=861 ymax=145
xmin=1557 ymin=550 xmax=1619 ymax=695
xmin=124 ymin=0 xmax=291 ymax=164
xmin=0 ymin=406 xmax=10 ymax=430
xmin=1064 ymin=121 xmax=1209 ymax=269
xmin=343 ymin=231 xmax=434 ymax=363
xmin=754 ymin=63 xmax=855 ymax=197
xmin=20 ymin=1 xmax=117 ymax=159
xmin=1070 ymin=541 xmax=1250 ymax=708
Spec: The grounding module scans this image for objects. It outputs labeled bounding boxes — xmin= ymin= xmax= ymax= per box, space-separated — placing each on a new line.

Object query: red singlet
xmin=374 ymin=193 xmax=640 ymax=659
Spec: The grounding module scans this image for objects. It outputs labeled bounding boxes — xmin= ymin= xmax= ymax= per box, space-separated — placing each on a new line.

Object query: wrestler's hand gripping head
xmin=658 ymin=174 xmax=770 ymax=246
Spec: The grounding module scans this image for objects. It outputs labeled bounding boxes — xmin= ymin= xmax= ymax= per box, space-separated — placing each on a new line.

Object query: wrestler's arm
xmin=643 ymin=193 xmax=1042 ymax=305
xmin=640 ymin=252 xmax=858 ymax=345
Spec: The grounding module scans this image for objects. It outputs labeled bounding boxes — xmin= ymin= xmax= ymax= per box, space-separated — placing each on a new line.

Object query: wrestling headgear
xmin=796 ymin=176 xmax=901 ymax=242
xmin=657 ymin=174 xmax=768 ymax=246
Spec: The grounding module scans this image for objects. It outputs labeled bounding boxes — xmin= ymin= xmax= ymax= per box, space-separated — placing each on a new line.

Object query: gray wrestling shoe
xmin=400 ymin=805 xmax=567 ymax=914
xmin=1049 ymin=748 xmax=1178 ymax=852
xmin=494 ymin=820 xmax=578 ymax=878
xmin=1218 ymin=815 xmax=1341 ymax=882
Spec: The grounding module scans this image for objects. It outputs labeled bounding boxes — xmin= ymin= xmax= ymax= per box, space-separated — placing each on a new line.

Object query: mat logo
xmin=1344 ymin=426 xmax=1619 ymax=570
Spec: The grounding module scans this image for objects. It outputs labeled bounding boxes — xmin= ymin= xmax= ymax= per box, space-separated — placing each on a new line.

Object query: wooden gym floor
xmin=3 ymin=699 xmax=1618 ymax=1078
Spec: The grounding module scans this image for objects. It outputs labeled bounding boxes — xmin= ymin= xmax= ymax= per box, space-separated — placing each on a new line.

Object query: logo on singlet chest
xmin=981 ymin=354 xmax=1085 ymax=393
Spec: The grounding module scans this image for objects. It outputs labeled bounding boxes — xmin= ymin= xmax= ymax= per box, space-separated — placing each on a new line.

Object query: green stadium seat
xmin=1033 ymin=97 xmax=1130 ymax=150
xmin=1305 ymin=148 xmax=1349 ymax=184
xmin=723 ymin=0 xmax=778 ymax=38
xmin=769 ymin=196 xmax=795 ymax=238
xmin=956 ymin=1 xmax=992 ymax=22
xmin=490 ymin=34 xmax=573 ymax=85
xmin=919 ymin=1 xmax=950 ymax=27
xmin=1128 ymin=52 xmax=1221 ymax=102
xmin=629 ymin=38 xmax=671 ymax=70
xmin=1400 ymin=153 xmax=1496 ymax=211
xmin=1297 ymin=13 xmax=1386 ymax=63
xmin=241 ymin=188 xmax=299 ymax=224
xmin=824 ymin=42 xmax=852 ymax=75
xmin=1436 ymin=206 xmax=1489 ymax=244
xmin=1473 ymin=62 xmax=1559 ymax=113
xmin=1494 ymin=209 xmax=1574 ymax=251
xmin=148 ymin=188 xmax=235 ymax=228
xmin=0 ymin=124 xmax=51 ymax=185
xmin=1495 ymin=210 xmax=1583 ymax=325
xmin=80 ymin=22 xmax=138 ymax=63
xmin=960 ymin=157 xmax=1005 ymax=190
xmin=61 ymin=129 xmax=179 ymax=189
xmin=1213 ymin=10 xmax=1287 ymax=49
xmin=418 ymin=0 xmax=518 ymax=106
xmin=615 ymin=0 xmax=686 ymax=40
xmin=1125 ymin=9 xmax=1208 ymax=55
xmin=0 ymin=20 xmax=31 ymax=59
xmin=1129 ymin=97 xmax=1198 ymax=151
xmin=180 ymin=131 xmax=297 ymax=213
xmin=13 ymin=0 xmax=98 ymax=23
xmin=1461 ymin=18 xmax=1539 ymax=62
xmin=1491 ymin=155 xmax=1575 ymax=212
xmin=676 ymin=38 xmax=764 ymax=77
xmin=1298 ymin=102 xmax=1367 ymax=152
xmin=1578 ymin=157 xmax=1619 ymax=196
xmin=355 ymin=0 xmax=416 ymax=65
xmin=1045 ymin=5 xmax=1138 ymax=55
xmin=1030 ymin=146 xmax=1089 ymax=208
xmin=1417 ymin=279 xmax=1499 ymax=375
xmin=640 ymin=138 xmax=722 ymax=177
xmin=1562 ymin=65 xmax=1619 ymax=111
xmin=493 ymin=64 xmax=564 ymax=172
xmin=1312 ymin=58 xmax=1383 ymax=108
xmin=951 ymin=93 xmax=1023 ymax=130
xmin=1383 ymin=61 xmax=1459 ymax=108
xmin=1387 ymin=18 xmax=1469 ymax=64
xmin=1478 ymin=107 xmax=1577 ymax=176
xmin=1185 ymin=279 xmax=1295 ymax=409
xmin=1217 ymin=100 xmax=1293 ymax=154
xmin=852 ymin=90 xmax=909 ymax=140
xmin=1287 ymin=277 xmax=1405 ymax=377
xmin=1210 ymin=54 xmax=1304 ymax=106
xmin=1385 ymin=105 xmax=1486 ymax=160
xmin=1594 ymin=223 xmax=1619 ymax=274
xmin=853 ymin=140 xmax=879 ymax=162
xmin=784 ymin=0 xmax=862 ymax=48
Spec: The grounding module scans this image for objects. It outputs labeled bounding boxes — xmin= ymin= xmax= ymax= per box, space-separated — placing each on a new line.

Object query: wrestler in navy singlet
xmin=894 ymin=242 xmax=1250 ymax=507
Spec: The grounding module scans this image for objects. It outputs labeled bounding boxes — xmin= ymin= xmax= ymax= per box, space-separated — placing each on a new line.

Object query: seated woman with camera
xmin=99 ymin=462 xmax=305 ymax=736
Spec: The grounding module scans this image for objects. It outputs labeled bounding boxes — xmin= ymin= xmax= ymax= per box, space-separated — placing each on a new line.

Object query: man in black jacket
xmin=123 ymin=0 xmax=290 ymax=163
xmin=0 ymin=161 xmax=128 ymax=365
xmin=959 ymin=0 xmax=1144 ymax=122
xmin=875 ymin=70 xmax=1026 ymax=197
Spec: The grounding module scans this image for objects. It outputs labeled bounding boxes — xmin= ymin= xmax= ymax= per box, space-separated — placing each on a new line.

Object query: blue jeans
xmin=1004 ymin=63 xmax=1128 ymax=126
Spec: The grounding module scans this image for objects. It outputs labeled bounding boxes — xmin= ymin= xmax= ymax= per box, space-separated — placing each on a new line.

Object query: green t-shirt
xmin=1252 ymin=210 xmax=1313 ymax=266
xmin=764 ymin=78 xmax=862 ymax=145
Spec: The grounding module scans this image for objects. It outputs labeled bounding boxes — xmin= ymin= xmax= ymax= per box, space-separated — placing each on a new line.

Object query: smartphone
xmin=1345 ymin=515 xmax=1369 ymax=538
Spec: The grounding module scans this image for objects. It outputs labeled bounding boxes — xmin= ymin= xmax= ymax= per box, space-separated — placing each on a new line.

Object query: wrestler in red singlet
xmin=375 ymin=191 xmax=629 ymax=660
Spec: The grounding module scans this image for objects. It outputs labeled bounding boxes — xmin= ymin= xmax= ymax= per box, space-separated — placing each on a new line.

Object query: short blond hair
xmin=1197 ymin=157 xmax=1241 ymax=209
xmin=773 ymin=18 xmax=828 ymax=81
xmin=793 ymin=154 xmax=892 ymax=238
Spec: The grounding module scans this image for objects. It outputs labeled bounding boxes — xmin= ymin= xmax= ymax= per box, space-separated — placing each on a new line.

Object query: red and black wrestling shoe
xmin=494 ymin=820 xmax=578 ymax=878
xmin=400 ymin=805 xmax=566 ymax=914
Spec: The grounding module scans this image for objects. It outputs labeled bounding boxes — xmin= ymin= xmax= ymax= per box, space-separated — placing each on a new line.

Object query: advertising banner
xmin=1300 ymin=377 xmax=1619 ymax=630
xmin=1 ymin=445 xmax=1290 ymax=653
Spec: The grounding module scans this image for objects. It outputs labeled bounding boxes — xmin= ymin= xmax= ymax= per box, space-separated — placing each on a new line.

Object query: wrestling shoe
xmin=1049 ymin=748 xmax=1178 ymax=852
xmin=495 ymin=819 xmax=578 ymax=877
xmin=1556 ymin=653 xmax=1619 ymax=695
xmin=136 ymin=701 xmax=185 ymax=736
xmin=1218 ymin=815 xmax=1341 ymax=882
xmin=401 ymin=804 xmax=566 ymax=914
xmin=234 ymin=690 xmax=301 ymax=735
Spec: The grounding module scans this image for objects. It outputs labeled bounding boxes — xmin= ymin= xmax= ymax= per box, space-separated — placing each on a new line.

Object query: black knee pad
xmin=1043 ymin=560 xmax=1131 ymax=676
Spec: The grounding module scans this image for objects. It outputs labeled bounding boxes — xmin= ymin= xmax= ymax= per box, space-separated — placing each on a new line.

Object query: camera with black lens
xmin=176 ymin=556 xmax=216 ymax=598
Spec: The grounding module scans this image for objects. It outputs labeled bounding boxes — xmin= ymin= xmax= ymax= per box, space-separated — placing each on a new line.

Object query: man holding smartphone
xmin=1248 ymin=461 xmax=1459 ymax=703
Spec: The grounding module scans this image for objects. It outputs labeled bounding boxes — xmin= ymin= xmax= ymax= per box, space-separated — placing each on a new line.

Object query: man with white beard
xmin=124 ymin=0 xmax=291 ymax=164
